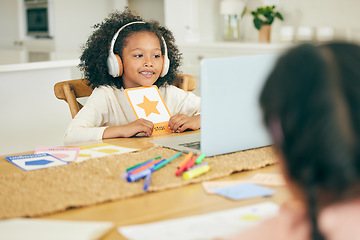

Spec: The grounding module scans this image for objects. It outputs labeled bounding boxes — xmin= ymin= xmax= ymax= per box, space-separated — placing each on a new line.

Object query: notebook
xmin=150 ymin=54 xmax=279 ymax=156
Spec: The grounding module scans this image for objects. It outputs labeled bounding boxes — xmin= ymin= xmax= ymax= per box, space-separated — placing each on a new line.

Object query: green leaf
xmin=251 ymin=5 xmax=283 ymax=29
xmin=254 ymin=18 xmax=263 ymax=30
xmin=241 ymin=7 xmax=247 ymax=18
xmin=275 ymin=12 xmax=284 ymax=20
xmin=267 ymin=16 xmax=274 ymax=25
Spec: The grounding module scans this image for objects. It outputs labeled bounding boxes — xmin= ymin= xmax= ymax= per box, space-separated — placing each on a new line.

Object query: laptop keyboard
xmin=179 ymin=141 xmax=201 ymax=150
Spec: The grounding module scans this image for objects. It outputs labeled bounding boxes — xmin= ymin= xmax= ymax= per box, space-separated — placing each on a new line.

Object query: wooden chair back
xmin=54 ymin=74 xmax=196 ymax=119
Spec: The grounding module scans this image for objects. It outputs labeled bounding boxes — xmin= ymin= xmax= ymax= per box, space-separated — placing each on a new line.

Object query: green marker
xmin=153 ymin=152 xmax=182 ymax=171
xmin=195 ymin=153 xmax=206 ymax=164
xmin=126 ymin=156 xmax=161 ymax=172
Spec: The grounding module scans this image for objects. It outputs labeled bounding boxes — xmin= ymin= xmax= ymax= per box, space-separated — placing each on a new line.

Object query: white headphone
xmin=107 ymin=21 xmax=170 ymax=78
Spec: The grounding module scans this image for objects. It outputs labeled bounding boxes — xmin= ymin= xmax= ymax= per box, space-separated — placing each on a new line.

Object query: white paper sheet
xmin=0 ymin=218 xmax=113 ymax=240
xmin=118 ymin=202 xmax=278 ymax=240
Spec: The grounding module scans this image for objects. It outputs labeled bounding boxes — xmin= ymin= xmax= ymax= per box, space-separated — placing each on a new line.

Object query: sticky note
xmin=211 ymin=183 xmax=275 ymax=200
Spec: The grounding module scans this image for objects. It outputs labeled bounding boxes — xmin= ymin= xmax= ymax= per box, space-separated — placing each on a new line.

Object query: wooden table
xmin=0 ymin=132 xmax=291 ymax=240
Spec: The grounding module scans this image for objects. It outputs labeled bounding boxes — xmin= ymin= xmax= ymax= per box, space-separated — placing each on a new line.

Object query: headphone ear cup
xmin=114 ymin=54 xmax=123 ymax=77
xmin=107 ymin=53 xmax=123 ymax=77
xmin=160 ymin=54 xmax=170 ymax=77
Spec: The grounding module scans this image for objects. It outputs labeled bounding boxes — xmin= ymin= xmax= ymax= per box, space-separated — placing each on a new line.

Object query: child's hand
xmin=122 ymin=119 xmax=154 ymax=137
xmin=103 ymin=119 xmax=154 ymax=138
xmin=168 ymin=114 xmax=200 ymax=133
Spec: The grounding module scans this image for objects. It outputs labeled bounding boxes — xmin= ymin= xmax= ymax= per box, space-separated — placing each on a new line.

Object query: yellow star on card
xmin=137 ymin=96 xmax=160 ymax=117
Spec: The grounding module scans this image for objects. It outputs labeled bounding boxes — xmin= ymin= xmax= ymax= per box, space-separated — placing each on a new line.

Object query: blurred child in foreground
xmin=221 ymin=41 xmax=360 ymax=240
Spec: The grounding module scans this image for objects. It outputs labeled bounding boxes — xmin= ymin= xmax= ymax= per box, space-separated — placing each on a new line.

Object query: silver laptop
xmin=150 ymin=54 xmax=279 ymax=156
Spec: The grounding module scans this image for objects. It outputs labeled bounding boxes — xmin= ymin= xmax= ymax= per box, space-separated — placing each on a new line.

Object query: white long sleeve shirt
xmin=64 ymin=85 xmax=201 ymax=145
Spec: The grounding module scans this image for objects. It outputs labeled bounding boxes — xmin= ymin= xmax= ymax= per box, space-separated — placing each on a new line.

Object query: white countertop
xmin=0 ymin=48 xmax=80 ymax=73
xmin=0 ymin=42 xmax=292 ymax=73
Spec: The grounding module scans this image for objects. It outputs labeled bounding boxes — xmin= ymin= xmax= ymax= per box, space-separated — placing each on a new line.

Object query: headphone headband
xmin=108 ymin=21 xmax=145 ymax=54
xmin=107 ymin=21 xmax=170 ymax=78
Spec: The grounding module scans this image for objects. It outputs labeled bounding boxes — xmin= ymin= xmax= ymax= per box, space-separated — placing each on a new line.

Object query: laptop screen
xmin=200 ymin=54 xmax=279 ymax=156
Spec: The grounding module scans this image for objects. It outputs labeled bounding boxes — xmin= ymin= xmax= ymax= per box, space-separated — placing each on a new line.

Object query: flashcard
xmin=202 ymin=173 xmax=286 ymax=194
xmin=77 ymin=143 xmax=138 ymax=162
xmin=6 ymin=153 xmax=68 ymax=171
xmin=202 ymin=180 xmax=248 ymax=194
xmin=211 ymin=183 xmax=275 ymax=200
xmin=77 ymin=149 xmax=109 ymax=162
xmin=125 ymin=86 xmax=171 ymax=135
xmin=34 ymin=147 xmax=80 ymax=162
xmin=89 ymin=143 xmax=138 ymax=154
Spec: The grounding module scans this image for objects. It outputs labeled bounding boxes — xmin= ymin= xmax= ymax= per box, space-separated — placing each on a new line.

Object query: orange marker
xmin=176 ymin=154 xmax=197 ymax=176
xmin=131 ymin=158 xmax=163 ymax=175
xmin=184 ymin=155 xmax=198 ymax=170
xmin=177 ymin=152 xmax=193 ymax=169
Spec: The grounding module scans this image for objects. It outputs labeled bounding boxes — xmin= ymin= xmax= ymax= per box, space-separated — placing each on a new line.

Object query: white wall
xmin=0 ymin=62 xmax=78 ymax=156
xmin=52 ymin=0 xmax=125 ymax=53
xmin=2 ymin=0 xmax=360 ymax=50
xmin=164 ymin=0 xmax=360 ymax=43
xmin=128 ymin=0 xmax=164 ymax=25
xmin=0 ymin=0 xmax=21 ymax=48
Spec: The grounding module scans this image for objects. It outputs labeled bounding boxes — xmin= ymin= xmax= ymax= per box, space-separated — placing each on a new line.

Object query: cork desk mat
xmin=0 ymin=145 xmax=278 ymax=219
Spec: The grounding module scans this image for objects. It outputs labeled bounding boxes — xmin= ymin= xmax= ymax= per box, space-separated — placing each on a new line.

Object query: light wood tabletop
xmin=0 ymin=131 xmax=291 ymax=240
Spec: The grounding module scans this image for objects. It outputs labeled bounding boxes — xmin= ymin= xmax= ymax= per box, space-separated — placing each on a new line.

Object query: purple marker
xmin=143 ymin=172 xmax=152 ymax=192
xmin=187 ymin=162 xmax=208 ymax=171
xmin=127 ymin=168 xmax=151 ymax=182
xmin=126 ymin=159 xmax=166 ymax=182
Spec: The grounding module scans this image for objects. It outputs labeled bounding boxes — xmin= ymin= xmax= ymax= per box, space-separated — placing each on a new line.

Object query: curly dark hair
xmin=79 ymin=8 xmax=182 ymax=89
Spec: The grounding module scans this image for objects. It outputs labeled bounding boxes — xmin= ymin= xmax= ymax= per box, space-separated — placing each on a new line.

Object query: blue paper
xmin=211 ymin=183 xmax=275 ymax=200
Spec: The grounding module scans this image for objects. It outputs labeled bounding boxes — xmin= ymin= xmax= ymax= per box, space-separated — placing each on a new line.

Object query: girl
xmin=64 ymin=9 xmax=200 ymax=145
xmin=222 ymin=42 xmax=360 ymax=240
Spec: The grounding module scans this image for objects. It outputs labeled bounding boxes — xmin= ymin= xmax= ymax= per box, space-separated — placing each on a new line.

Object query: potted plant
xmin=251 ymin=5 xmax=283 ymax=43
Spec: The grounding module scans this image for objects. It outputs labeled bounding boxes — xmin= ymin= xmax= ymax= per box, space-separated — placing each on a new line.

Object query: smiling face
xmin=121 ymin=31 xmax=163 ymax=89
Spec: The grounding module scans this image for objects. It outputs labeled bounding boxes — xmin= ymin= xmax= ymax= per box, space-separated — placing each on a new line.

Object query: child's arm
xmin=168 ymin=114 xmax=200 ymax=133
xmin=103 ymin=118 xmax=154 ymax=138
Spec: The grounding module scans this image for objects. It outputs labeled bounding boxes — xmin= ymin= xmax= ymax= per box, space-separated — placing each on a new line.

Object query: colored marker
xmin=130 ymin=158 xmax=163 ymax=175
xmin=187 ymin=162 xmax=208 ymax=171
xmin=177 ymin=152 xmax=193 ymax=169
xmin=126 ymin=156 xmax=161 ymax=172
xmin=127 ymin=168 xmax=151 ymax=182
xmin=195 ymin=153 xmax=206 ymax=164
xmin=121 ymin=157 xmax=161 ymax=178
xmin=182 ymin=165 xmax=211 ymax=180
xmin=184 ymin=155 xmax=199 ymax=170
xmin=176 ymin=155 xmax=196 ymax=176
xmin=126 ymin=159 xmax=165 ymax=182
xmin=152 ymin=152 xmax=182 ymax=171
xmin=143 ymin=172 xmax=152 ymax=191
